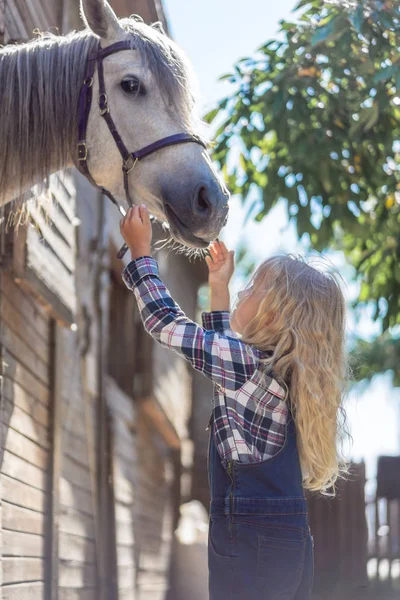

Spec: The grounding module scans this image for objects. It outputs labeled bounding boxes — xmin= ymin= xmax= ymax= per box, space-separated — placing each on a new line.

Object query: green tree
xmin=206 ymin=0 xmax=400 ymax=381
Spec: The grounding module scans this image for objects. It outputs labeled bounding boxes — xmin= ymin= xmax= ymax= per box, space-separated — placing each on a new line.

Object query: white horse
xmin=0 ymin=0 xmax=229 ymax=248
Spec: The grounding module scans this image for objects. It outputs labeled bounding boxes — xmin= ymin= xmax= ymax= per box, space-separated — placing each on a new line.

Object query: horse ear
xmin=152 ymin=21 xmax=166 ymax=35
xmin=80 ymin=0 xmax=123 ymax=40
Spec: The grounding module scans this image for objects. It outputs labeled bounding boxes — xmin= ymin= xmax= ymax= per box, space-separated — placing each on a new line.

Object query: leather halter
xmin=75 ymin=40 xmax=207 ymax=257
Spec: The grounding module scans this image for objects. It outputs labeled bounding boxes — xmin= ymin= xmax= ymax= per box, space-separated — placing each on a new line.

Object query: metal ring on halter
xmin=98 ymin=93 xmax=109 ymax=116
xmin=123 ymin=156 xmax=139 ymax=174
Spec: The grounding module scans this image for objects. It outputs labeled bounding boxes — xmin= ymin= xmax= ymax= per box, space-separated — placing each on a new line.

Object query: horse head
xmin=79 ymin=0 xmax=229 ymax=248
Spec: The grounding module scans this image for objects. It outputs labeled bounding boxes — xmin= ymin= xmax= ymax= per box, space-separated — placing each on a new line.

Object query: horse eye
xmin=121 ymin=77 xmax=145 ymax=96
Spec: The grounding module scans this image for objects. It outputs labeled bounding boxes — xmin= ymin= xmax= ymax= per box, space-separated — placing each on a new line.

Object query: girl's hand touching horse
xmin=120 ymin=204 xmax=152 ymax=260
xmin=206 ymin=240 xmax=235 ymax=288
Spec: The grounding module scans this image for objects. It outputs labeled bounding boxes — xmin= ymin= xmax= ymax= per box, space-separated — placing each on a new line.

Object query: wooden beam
xmin=48 ymin=322 xmax=63 ymax=600
xmin=136 ymin=395 xmax=180 ymax=450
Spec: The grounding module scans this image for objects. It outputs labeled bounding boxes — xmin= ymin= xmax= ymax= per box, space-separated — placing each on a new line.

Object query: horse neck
xmin=0 ymin=31 xmax=98 ymax=207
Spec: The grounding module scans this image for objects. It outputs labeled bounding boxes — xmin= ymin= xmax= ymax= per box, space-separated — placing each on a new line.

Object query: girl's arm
xmin=122 ymin=256 xmax=256 ymax=391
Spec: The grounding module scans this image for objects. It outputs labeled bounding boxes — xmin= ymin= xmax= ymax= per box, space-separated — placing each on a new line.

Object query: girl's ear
xmin=80 ymin=0 xmax=123 ymax=40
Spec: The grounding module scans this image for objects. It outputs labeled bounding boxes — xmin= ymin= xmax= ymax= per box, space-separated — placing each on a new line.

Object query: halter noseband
xmin=75 ymin=40 xmax=206 ymax=257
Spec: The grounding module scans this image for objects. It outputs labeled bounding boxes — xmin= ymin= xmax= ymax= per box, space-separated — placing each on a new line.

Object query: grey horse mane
xmin=0 ymin=16 xmax=197 ymax=206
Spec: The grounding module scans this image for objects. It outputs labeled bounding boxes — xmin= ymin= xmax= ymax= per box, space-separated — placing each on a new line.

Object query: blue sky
xmin=164 ymin=0 xmax=400 ymax=472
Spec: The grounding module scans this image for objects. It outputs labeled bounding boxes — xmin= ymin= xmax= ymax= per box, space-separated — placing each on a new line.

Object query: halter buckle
xmin=99 ymin=93 xmax=110 ymax=116
xmin=123 ymin=156 xmax=138 ymax=174
xmin=77 ymin=142 xmax=88 ymax=162
xmin=84 ymin=76 xmax=93 ymax=87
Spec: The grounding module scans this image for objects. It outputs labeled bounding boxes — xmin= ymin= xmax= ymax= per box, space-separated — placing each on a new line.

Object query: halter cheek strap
xmin=75 ymin=40 xmax=207 ymax=224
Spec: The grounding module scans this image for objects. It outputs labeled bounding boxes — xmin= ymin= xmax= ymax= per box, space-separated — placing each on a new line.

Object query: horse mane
xmin=0 ymin=17 xmax=197 ymax=206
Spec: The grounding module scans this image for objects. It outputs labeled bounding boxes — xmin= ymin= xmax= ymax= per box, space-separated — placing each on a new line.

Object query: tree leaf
xmin=351 ymin=2 xmax=364 ymax=33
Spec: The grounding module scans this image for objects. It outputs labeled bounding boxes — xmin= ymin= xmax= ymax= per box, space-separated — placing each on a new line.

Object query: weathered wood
xmin=4 ymin=0 xmax=26 ymax=39
xmin=58 ymin=589 xmax=97 ymax=600
xmin=1 ymin=426 xmax=48 ymax=470
xmin=2 ymin=501 xmax=45 ymax=535
xmin=114 ymin=503 xmax=134 ymax=525
xmin=59 ymin=479 xmax=93 ymax=517
xmin=58 ymin=563 xmax=97 ymax=588
xmin=49 ymin=322 xmax=63 ymax=600
xmin=28 ymin=205 xmax=74 ymax=272
xmin=1 ymin=294 xmax=49 ymax=364
xmin=106 ymin=377 xmax=136 ymax=425
xmin=1 ymin=475 xmax=46 ymax=513
xmin=2 ymin=530 xmax=45 ymax=558
xmin=2 ymin=273 xmax=49 ymax=340
xmin=62 ymin=432 xmax=89 ymax=470
xmin=3 ymin=376 xmax=50 ymax=426
xmin=115 ymin=545 xmax=135 ymax=567
xmin=2 ymin=352 xmax=50 ymax=406
xmin=59 ymin=506 xmax=95 ymax=541
xmin=1 ymin=325 xmax=49 ymax=385
xmin=2 ymin=582 xmax=44 ymax=600
xmin=1 ymin=451 xmax=48 ymax=491
xmin=61 ymin=456 xmax=92 ymax=494
xmin=115 ymin=522 xmax=135 ymax=546
xmin=2 ymin=400 xmax=50 ymax=450
xmin=59 ymin=532 xmax=96 ymax=564
xmin=2 ymin=557 xmax=44 ymax=584
xmin=117 ymin=565 xmax=135 ymax=591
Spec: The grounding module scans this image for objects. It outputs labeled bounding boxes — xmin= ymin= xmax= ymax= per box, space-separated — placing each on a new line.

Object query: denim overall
xmin=207 ymin=410 xmax=314 ymax=600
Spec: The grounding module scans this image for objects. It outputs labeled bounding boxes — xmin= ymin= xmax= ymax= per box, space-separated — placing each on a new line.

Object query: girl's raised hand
xmin=205 ymin=240 xmax=235 ymax=287
xmin=120 ymin=204 xmax=153 ymax=260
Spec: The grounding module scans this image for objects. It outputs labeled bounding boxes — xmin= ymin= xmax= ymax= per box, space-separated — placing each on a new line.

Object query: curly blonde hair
xmin=240 ymin=254 xmax=351 ymax=495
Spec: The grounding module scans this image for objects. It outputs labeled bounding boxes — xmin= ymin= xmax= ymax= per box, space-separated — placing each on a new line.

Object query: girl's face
xmin=230 ymin=285 xmax=261 ymax=335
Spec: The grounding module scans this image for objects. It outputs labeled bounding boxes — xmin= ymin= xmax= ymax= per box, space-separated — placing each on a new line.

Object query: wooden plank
xmin=49 ymin=323 xmax=63 ymax=600
xmin=32 ymin=199 xmax=75 ymax=248
xmin=63 ymin=431 xmax=89 ymax=469
xmin=2 ymin=501 xmax=45 ymax=535
xmin=59 ymin=532 xmax=96 ymax=564
xmin=115 ymin=522 xmax=135 ymax=546
xmin=2 ymin=352 xmax=50 ymax=406
xmin=4 ymin=0 xmax=26 ymax=39
xmin=2 ymin=399 xmax=50 ymax=450
xmin=51 ymin=176 xmax=75 ymax=223
xmin=59 ymin=563 xmax=97 ymax=588
xmin=61 ymin=456 xmax=92 ymax=494
xmin=2 ymin=582 xmax=44 ymax=600
xmin=58 ymin=589 xmax=97 ymax=600
xmin=114 ymin=503 xmax=134 ymax=525
xmin=1 ymin=324 xmax=49 ymax=385
xmin=116 ymin=546 xmax=135 ymax=568
xmin=2 ymin=557 xmax=43 ymax=585
xmin=117 ymin=565 xmax=135 ymax=591
xmin=3 ymin=376 xmax=50 ymax=426
xmin=28 ymin=205 xmax=74 ymax=272
xmin=2 ymin=273 xmax=49 ymax=339
xmin=1 ymin=425 xmax=48 ymax=470
xmin=1 ymin=450 xmax=47 ymax=490
xmin=59 ymin=506 xmax=95 ymax=541
xmin=106 ymin=378 xmax=136 ymax=424
xmin=1 ymin=474 xmax=46 ymax=513
xmin=2 ymin=530 xmax=45 ymax=558
xmin=113 ymin=435 xmax=138 ymax=465
xmin=59 ymin=479 xmax=93 ymax=517
xmin=1 ymin=294 xmax=49 ymax=364
xmin=25 ymin=229 xmax=75 ymax=312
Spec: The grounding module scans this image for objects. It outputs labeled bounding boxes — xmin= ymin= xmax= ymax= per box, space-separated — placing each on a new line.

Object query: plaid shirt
xmin=122 ymin=256 xmax=288 ymax=465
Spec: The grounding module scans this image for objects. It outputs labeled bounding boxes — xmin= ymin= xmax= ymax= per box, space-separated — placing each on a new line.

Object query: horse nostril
xmin=196 ymin=186 xmax=212 ymax=214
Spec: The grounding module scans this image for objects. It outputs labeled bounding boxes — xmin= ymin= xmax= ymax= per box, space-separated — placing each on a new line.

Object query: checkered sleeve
xmin=122 ymin=257 xmax=256 ymax=391
xmin=201 ymin=311 xmax=238 ymax=337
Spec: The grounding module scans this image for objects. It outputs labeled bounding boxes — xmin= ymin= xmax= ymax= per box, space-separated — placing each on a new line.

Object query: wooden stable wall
xmin=1 ymin=1 xmax=202 ymax=599
xmin=0 ymin=277 xmax=52 ymax=599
